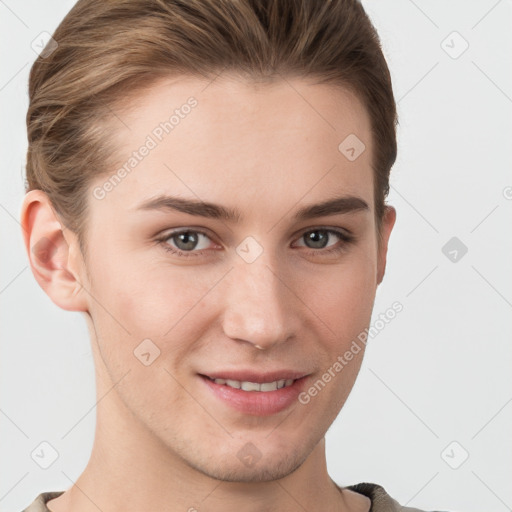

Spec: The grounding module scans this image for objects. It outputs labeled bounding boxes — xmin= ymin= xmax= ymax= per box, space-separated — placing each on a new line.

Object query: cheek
xmin=88 ymin=243 xmax=192 ymax=331
xmin=310 ymin=253 xmax=376 ymax=409
xmin=95 ymin=262 xmax=224 ymax=364
xmin=303 ymin=253 xmax=377 ymax=343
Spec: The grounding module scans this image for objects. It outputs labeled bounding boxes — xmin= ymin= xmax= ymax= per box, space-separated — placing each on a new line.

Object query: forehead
xmin=93 ymin=74 xmax=374 ymax=218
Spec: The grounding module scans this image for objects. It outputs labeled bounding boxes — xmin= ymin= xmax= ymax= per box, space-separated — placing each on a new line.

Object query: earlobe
xmin=20 ymin=190 xmax=89 ymax=312
xmin=376 ymin=205 xmax=396 ymax=285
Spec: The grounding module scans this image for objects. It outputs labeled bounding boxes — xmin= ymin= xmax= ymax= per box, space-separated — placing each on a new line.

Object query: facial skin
xmin=22 ymin=74 xmax=395 ymax=512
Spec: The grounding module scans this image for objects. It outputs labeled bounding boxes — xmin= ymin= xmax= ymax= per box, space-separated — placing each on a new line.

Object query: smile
xmin=199 ymin=372 xmax=309 ymax=416
xmin=205 ymin=376 xmax=295 ymax=392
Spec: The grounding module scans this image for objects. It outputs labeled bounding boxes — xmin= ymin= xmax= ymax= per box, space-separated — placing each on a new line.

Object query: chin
xmin=182 ymin=441 xmax=310 ymax=483
xmin=193 ymin=455 xmax=305 ymax=483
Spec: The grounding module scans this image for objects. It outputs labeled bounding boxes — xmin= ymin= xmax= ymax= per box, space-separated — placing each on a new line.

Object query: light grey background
xmin=1 ymin=1 xmax=511 ymax=511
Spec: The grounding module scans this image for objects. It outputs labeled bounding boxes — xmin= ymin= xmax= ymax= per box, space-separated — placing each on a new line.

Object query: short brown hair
xmin=25 ymin=0 xmax=397 ymax=255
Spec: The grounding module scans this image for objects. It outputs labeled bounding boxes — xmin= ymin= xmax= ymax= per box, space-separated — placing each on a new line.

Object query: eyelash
xmin=155 ymin=227 xmax=355 ymax=259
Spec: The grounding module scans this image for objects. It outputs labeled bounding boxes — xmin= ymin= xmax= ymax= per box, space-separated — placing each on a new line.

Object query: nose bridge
xmin=221 ymin=249 xmax=298 ymax=349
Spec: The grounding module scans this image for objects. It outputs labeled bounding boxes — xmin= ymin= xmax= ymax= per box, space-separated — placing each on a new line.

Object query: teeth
xmin=241 ymin=381 xmax=261 ymax=391
xmin=225 ymin=379 xmax=241 ymax=389
xmin=260 ymin=382 xmax=278 ymax=391
xmin=212 ymin=377 xmax=296 ymax=392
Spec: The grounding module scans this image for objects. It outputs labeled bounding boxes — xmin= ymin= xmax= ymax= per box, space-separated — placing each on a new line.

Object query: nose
xmin=221 ymin=255 xmax=300 ymax=351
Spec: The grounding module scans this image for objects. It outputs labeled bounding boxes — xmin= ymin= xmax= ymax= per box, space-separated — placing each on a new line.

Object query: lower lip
xmin=199 ymin=375 xmax=307 ymax=416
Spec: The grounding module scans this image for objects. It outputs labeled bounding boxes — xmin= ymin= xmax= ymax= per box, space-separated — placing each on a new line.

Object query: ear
xmin=20 ymin=189 xmax=89 ymax=312
xmin=376 ymin=205 xmax=396 ymax=285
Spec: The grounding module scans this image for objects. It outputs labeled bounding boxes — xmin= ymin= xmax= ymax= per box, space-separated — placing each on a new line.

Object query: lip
xmin=200 ymin=370 xmax=307 ymax=383
xmin=198 ymin=372 xmax=309 ymax=416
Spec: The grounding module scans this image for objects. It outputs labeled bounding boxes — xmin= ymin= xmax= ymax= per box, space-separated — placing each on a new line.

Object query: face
xmin=73 ymin=75 xmax=394 ymax=482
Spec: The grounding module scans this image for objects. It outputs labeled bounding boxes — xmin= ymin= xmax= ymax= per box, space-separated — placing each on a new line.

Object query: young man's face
xmin=69 ymin=75 xmax=394 ymax=481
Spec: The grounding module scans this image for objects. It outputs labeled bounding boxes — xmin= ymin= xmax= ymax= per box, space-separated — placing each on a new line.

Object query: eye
xmin=156 ymin=227 xmax=355 ymax=259
xmin=157 ymin=229 xmax=217 ymax=258
xmin=293 ymin=228 xmax=354 ymax=256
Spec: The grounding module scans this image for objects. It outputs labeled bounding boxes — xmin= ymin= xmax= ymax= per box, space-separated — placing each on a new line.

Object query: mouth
xmin=202 ymin=375 xmax=296 ymax=392
xmin=198 ymin=371 xmax=309 ymax=416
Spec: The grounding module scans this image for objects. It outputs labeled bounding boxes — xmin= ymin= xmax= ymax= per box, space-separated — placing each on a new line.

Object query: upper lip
xmin=200 ymin=370 xmax=308 ymax=383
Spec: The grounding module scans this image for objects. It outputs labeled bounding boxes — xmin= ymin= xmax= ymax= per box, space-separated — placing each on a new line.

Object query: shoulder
xmin=346 ymin=482 xmax=449 ymax=512
xmin=22 ymin=485 xmax=452 ymax=512
xmin=20 ymin=491 xmax=64 ymax=512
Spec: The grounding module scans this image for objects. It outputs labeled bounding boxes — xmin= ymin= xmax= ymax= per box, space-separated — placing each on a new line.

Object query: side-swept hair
xmin=26 ymin=0 xmax=397 ymax=253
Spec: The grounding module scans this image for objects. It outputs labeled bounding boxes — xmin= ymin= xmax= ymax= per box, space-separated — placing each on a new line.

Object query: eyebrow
xmin=134 ymin=194 xmax=369 ymax=222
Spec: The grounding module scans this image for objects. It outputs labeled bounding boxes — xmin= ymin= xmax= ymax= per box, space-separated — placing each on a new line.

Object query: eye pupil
xmin=175 ymin=232 xmax=198 ymax=250
xmin=306 ymin=230 xmax=328 ymax=249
